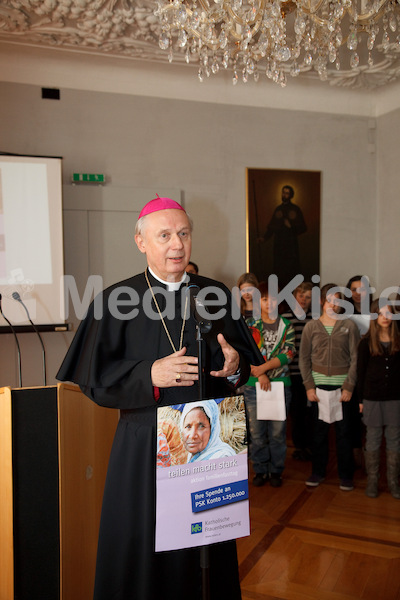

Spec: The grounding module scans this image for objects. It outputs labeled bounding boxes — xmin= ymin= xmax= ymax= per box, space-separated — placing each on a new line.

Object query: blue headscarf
xmin=180 ymin=399 xmax=236 ymax=462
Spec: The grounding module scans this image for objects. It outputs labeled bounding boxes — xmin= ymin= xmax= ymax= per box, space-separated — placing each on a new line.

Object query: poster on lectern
xmin=155 ymin=396 xmax=250 ymax=552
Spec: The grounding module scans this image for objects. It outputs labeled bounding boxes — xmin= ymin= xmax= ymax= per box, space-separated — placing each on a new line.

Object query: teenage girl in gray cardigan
xmin=299 ymin=283 xmax=360 ymax=491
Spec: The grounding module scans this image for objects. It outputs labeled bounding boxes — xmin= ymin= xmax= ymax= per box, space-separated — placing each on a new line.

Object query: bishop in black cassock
xmin=57 ymin=196 xmax=263 ymax=600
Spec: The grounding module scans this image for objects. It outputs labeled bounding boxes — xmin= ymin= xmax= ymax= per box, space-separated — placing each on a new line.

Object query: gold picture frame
xmin=246 ymin=168 xmax=321 ymax=287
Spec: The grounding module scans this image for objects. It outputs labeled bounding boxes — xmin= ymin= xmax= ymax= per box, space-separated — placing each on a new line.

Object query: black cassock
xmin=57 ymin=271 xmax=262 ymax=600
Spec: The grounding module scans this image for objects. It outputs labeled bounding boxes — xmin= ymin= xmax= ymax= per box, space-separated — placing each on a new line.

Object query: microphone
xmin=0 ymin=292 xmax=23 ymax=387
xmin=188 ymin=285 xmax=212 ymax=333
xmin=12 ymin=291 xmax=47 ymax=386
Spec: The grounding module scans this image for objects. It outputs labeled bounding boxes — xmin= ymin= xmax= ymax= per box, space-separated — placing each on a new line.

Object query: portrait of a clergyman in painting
xmin=247 ymin=169 xmax=320 ymax=287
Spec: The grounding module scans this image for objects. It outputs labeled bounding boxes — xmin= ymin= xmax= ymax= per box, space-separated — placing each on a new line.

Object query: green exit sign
xmin=72 ymin=173 xmax=105 ymax=183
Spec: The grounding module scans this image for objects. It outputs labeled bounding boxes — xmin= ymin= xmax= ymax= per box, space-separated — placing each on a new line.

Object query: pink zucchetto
xmin=138 ymin=195 xmax=186 ymax=219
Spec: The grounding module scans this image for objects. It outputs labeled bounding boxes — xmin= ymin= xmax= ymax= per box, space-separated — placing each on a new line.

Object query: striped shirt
xmin=281 ymin=309 xmax=312 ymax=376
xmin=312 ymin=326 xmax=347 ymax=387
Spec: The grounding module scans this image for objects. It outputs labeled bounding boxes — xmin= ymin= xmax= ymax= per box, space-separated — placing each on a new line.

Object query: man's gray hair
xmin=135 ymin=211 xmax=193 ymax=236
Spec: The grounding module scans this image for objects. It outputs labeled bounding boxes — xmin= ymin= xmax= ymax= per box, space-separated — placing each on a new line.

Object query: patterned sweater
xmin=245 ymin=316 xmax=296 ymax=387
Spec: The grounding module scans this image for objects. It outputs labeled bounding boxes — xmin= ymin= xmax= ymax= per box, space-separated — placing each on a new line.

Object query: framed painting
xmin=246 ymin=168 xmax=320 ymax=287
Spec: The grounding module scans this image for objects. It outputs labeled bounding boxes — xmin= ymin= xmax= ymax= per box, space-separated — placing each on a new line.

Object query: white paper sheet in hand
xmin=316 ymin=387 xmax=343 ymax=424
xmin=256 ymin=381 xmax=286 ymax=421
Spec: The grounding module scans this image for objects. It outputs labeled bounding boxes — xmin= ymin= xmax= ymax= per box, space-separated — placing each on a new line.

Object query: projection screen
xmin=0 ymin=154 xmax=65 ymax=328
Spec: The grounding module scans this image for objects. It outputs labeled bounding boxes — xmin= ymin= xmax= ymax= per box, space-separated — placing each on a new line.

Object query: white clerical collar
xmin=148 ymin=267 xmax=189 ymax=291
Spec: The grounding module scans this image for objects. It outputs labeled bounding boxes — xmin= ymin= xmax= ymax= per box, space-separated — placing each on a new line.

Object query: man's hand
xmin=210 ymin=333 xmax=240 ymax=378
xmin=151 ymin=347 xmax=198 ymax=388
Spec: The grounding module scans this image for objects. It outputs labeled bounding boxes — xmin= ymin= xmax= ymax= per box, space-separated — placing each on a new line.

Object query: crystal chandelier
xmin=154 ymin=0 xmax=400 ymax=86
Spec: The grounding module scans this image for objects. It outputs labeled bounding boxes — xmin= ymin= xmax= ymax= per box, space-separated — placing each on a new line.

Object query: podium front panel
xmin=12 ymin=387 xmax=60 ymax=600
xmin=0 ymin=384 xmax=118 ymax=600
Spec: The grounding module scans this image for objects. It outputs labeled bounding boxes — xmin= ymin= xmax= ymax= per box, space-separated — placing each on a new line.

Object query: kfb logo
xmin=191 ymin=522 xmax=202 ymax=534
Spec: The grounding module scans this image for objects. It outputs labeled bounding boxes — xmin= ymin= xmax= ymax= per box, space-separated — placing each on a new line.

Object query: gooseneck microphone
xmin=0 ymin=292 xmax=22 ymax=387
xmin=12 ymin=291 xmax=47 ymax=386
xmin=188 ymin=284 xmax=212 ymax=333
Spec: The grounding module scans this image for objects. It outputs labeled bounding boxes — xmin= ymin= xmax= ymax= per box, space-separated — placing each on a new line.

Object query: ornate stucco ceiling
xmin=1 ymin=0 xmax=400 ymax=89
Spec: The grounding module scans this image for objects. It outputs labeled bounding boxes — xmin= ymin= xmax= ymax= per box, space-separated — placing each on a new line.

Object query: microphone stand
xmin=12 ymin=292 xmax=47 ymax=386
xmin=0 ymin=295 xmax=22 ymax=387
xmin=195 ymin=315 xmax=212 ymax=600
xmin=187 ymin=284 xmax=212 ymax=600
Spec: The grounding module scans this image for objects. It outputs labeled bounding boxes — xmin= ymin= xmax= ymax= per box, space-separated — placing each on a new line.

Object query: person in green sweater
xmin=244 ymin=281 xmax=296 ymax=487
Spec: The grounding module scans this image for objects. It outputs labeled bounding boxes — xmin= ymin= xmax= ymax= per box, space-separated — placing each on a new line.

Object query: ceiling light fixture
xmin=154 ymin=0 xmax=400 ymax=86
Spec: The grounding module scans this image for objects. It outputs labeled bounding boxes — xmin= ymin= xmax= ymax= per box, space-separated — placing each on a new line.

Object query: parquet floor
xmin=237 ymin=442 xmax=400 ymax=600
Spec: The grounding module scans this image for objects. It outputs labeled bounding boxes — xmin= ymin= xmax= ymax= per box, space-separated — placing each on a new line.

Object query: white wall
xmin=376 ymin=106 xmax=400 ymax=294
xmin=0 ymin=80 xmax=380 ymax=387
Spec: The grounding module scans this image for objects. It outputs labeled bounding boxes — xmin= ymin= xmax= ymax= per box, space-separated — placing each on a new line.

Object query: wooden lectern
xmin=0 ymin=383 xmax=119 ymax=600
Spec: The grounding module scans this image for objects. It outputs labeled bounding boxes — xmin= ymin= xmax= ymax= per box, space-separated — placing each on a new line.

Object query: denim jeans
xmin=244 ymin=385 xmax=292 ymax=476
xmin=366 ymin=426 xmax=400 ymax=453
